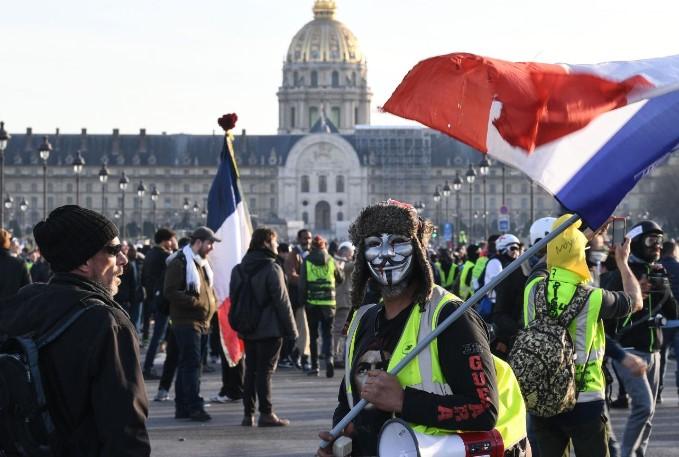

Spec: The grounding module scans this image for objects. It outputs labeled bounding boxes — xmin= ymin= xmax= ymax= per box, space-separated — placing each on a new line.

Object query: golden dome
xmin=287 ymin=1 xmax=364 ymax=64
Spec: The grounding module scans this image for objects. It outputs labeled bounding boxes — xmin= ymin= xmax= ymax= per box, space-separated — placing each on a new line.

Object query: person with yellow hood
xmin=521 ymin=214 xmax=642 ymax=457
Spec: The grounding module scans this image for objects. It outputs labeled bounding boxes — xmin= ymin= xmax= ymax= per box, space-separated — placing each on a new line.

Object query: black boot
xmin=326 ymin=357 xmax=335 ymax=378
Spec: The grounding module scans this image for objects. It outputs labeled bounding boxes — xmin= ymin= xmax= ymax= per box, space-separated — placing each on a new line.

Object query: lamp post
xmin=4 ymin=195 xmax=12 ymax=227
xmin=453 ymin=172 xmax=462 ymax=246
xmin=183 ymin=198 xmax=190 ymax=228
xmin=479 ymin=157 xmax=491 ymax=240
xmin=38 ymin=136 xmax=52 ymax=219
xmin=529 ymin=178 xmax=535 ymax=223
xmin=150 ymin=185 xmax=159 ymax=230
xmin=201 ymin=208 xmax=207 ymax=221
xmin=119 ymin=172 xmax=129 ymax=239
xmin=0 ymin=122 xmax=10 ymax=228
xmin=465 ymin=163 xmax=476 ymax=242
xmin=433 ymin=186 xmax=441 ymax=233
xmin=98 ymin=164 xmax=109 ymax=215
xmin=19 ymin=198 xmax=28 ymax=232
xmin=72 ymin=151 xmax=85 ymax=206
xmin=442 ymin=180 xmax=451 ymax=242
xmin=137 ymin=180 xmax=146 ymax=239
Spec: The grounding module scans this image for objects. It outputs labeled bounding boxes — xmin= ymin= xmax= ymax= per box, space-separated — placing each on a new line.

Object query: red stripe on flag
xmin=217 ymin=297 xmax=244 ymax=367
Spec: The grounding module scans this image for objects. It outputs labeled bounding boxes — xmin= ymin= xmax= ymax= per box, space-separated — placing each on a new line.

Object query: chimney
xmin=24 ymin=127 xmax=33 ymax=151
xmin=138 ymin=128 xmax=147 ymax=153
xmin=80 ymin=128 xmax=87 ymax=152
xmin=112 ymin=128 xmax=120 ymax=155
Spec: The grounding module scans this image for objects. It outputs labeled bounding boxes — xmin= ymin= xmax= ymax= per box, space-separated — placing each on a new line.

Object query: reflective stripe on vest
xmin=524 ymin=268 xmax=606 ymax=402
xmin=459 ymin=261 xmax=475 ymax=300
xmin=306 ymin=258 xmax=336 ymax=306
xmin=345 ymin=285 xmax=526 ymax=447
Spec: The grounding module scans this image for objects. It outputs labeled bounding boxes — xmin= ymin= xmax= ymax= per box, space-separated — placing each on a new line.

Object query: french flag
xmin=207 ymin=114 xmax=252 ymax=366
xmin=382 ymin=53 xmax=679 ymax=228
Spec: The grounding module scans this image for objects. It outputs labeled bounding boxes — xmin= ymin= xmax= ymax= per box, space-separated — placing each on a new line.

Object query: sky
xmin=1 ymin=0 xmax=676 ymax=136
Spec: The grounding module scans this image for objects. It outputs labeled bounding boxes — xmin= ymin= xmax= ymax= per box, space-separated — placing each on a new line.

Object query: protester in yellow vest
xmin=522 ymin=214 xmax=642 ymax=457
xmin=434 ymin=248 xmax=457 ymax=291
xmin=316 ymin=200 xmax=528 ymax=457
xmin=300 ymin=235 xmax=344 ymax=377
xmin=453 ymin=244 xmax=480 ymax=300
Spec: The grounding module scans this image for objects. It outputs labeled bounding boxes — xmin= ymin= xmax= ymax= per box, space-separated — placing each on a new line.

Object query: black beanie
xmin=33 ymin=205 xmax=119 ymax=272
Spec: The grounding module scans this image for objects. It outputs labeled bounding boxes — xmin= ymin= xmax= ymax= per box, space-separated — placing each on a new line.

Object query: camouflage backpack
xmin=508 ymin=279 xmax=591 ymax=417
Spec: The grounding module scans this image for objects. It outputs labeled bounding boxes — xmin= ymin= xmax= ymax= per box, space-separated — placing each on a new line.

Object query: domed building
xmin=277 ymin=0 xmax=371 ymax=134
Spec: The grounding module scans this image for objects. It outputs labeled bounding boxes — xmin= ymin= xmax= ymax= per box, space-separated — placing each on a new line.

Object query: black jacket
xmin=141 ymin=246 xmax=170 ymax=296
xmin=0 ymin=249 xmax=31 ymax=299
xmin=0 ymin=273 xmax=150 ymax=457
xmin=230 ymin=248 xmax=298 ymax=341
xmin=602 ymin=261 xmax=678 ymax=352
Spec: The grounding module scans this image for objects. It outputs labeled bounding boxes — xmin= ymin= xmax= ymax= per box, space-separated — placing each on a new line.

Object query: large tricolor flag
xmin=382 ymin=53 xmax=679 ymax=228
xmin=207 ymin=113 xmax=252 ymax=366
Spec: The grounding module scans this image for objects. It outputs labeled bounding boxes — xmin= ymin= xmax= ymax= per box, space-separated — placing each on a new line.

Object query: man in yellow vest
xmin=453 ymin=244 xmax=480 ymax=300
xmin=300 ymin=235 xmax=344 ymax=377
xmin=521 ymin=215 xmax=642 ymax=457
xmin=434 ymin=247 xmax=457 ymax=291
xmin=316 ymin=200 xmax=528 ymax=457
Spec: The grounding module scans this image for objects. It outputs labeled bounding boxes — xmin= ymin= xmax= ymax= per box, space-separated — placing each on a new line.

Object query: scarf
xmin=182 ymin=244 xmax=214 ymax=295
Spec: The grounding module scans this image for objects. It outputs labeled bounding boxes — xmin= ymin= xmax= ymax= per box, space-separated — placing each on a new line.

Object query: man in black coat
xmin=0 ymin=205 xmax=150 ymax=456
xmin=232 ymin=227 xmax=297 ymax=427
xmin=0 ymin=228 xmax=31 ymax=298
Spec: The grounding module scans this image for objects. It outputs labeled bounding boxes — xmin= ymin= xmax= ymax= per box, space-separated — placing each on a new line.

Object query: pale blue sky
xmin=1 ymin=0 xmax=676 ymax=135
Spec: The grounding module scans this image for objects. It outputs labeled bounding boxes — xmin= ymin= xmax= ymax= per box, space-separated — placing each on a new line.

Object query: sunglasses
xmin=102 ymin=244 xmax=123 ymax=257
xmin=644 ymin=235 xmax=664 ymax=247
xmin=508 ymin=245 xmax=520 ymax=252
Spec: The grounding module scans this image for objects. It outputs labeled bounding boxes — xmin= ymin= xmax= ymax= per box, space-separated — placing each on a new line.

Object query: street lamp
xmin=72 ymin=151 xmax=85 ymax=206
xmin=119 ymin=172 xmax=130 ymax=239
xmin=479 ymin=156 xmax=491 ymax=239
xmin=19 ymin=198 xmax=28 ymax=231
xmin=201 ymin=208 xmax=207 ymax=221
xmin=98 ymin=164 xmax=109 ymax=214
xmin=465 ymin=163 xmax=477 ymax=242
xmin=453 ymin=172 xmax=463 ymax=246
xmin=150 ymin=185 xmax=159 ymax=230
xmin=137 ymin=180 xmax=146 ymax=239
xmin=0 ymin=122 xmax=10 ymax=228
xmin=38 ymin=136 xmax=52 ymax=219
xmin=433 ymin=186 xmax=441 ymax=231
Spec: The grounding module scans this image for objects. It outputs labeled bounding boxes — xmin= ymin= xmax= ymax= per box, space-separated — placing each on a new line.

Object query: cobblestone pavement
xmin=145 ymin=356 xmax=679 ymax=457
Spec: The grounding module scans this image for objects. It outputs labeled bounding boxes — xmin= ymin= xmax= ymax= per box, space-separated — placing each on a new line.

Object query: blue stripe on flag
xmin=207 ymin=138 xmax=242 ymax=230
xmin=556 ymin=90 xmax=679 ymax=228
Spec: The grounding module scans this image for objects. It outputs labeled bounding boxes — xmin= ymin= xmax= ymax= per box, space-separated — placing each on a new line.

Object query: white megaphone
xmin=378 ymin=419 xmax=504 ymax=457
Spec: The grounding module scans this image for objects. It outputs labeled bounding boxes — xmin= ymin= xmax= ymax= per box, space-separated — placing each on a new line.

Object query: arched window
xmin=311 ymin=70 xmax=318 ymax=88
xmin=337 ymin=211 xmax=344 ymax=222
xmin=290 ymin=107 xmax=296 ymax=128
xmin=315 ymin=201 xmax=331 ymax=230
xmin=331 ymin=71 xmax=339 ymax=87
xmin=301 ymin=175 xmax=310 ymax=193
xmin=319 ymin=175 xmax=327 ymax=193
xmin=293 ymin=70 xmax=299 ymax=87
xmin=336 ymin=175 xmax=345 ymax=193
xmin=302 ymin=211 xmax=309 ymax=224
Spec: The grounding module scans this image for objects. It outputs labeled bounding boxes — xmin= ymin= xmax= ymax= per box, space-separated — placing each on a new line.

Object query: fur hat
xmin=348 ymin=199 xmax=434 ymax=308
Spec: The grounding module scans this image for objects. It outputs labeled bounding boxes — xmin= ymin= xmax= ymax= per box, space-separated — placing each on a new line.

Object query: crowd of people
xmin=1 ymin=202 xmax=678 ymax=457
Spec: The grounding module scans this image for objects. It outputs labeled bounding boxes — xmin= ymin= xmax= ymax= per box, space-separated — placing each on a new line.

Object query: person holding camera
xmin=602 ymin=220 xmax=678 ymax=457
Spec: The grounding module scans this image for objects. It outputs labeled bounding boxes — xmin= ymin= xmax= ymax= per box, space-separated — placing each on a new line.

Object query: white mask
xmin=364 ymin=233 xmax=414 ymax=286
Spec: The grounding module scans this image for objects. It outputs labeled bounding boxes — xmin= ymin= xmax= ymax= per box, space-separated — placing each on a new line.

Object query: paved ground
xmin=145 ymin=355 xmax=679 ymax=457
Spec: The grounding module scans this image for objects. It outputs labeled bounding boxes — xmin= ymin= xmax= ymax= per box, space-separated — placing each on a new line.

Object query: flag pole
xmin=320 ymin=212 xmax=581 ymax=449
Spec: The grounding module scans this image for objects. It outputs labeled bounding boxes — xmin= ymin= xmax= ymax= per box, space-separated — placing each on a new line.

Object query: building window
xmin=249 ymin=198 xmax=256 ymax=210
xmin=331 ymin=107 xmax=340 ymax=128
xmin=293 ymin=70 xmax=298 ymax=87
xmin=506 ymin=184 xmax=512 ymax=194
xmin=270 ymin=197 xmax=275 ymax=211
xmin=301 ymin=175 xmax=310 ymax=193
xmin=337 ymin=211 xmax=344 ymax=222
xmin=489 ymin=183 xmax=497 ymax=194
xmin=66 ymin=183 xmax=73 ymax=192
xmin=332 ymin=71 xmax=339 ymax=87
xmin=521 ymin=183 xmax=528 ymax=194
xmin=291 ymin=107 xmax=296 ymax=128
xmin=319 ymin=175 xmax=327 ymax=193
xmin=31 ymin=183 xmax=38 ymax=192
xmin=311 ymin=71 xmax=318 ymax=88
xmin=270 ymin=183 xmax=275 ymax=193
xmin=309 ymin=106 xmax=319 ymax=128
xmin=86 ymin=183 xmax=93 ymax=192
xmin=355 ymin=106 xmax=359 ymax=125
xmin=164 ymin=198 xmax=172 ymax=209
xmin=336 ymin=175 xmax=345 ymax=193
xmin=302 ymin=211 xmax=309 ymax=224
xmin=521 ymin=198 xmax=528 ymax=209
xmin=183 ymin=184 xmax=190 ymax=193
xmin=85 ymin=196 xmax=92 ymax=208
xmin=14 ymin=182 xmax=21 ymax=192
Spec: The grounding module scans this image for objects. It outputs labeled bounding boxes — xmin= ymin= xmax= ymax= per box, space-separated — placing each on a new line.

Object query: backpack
xmin=0 ymin=302 xmax=99 ymax=457
xmin=508 ymin=280 xmax=591 ymax=417
xmin=228 ymin=263 xmax=269 ymax=335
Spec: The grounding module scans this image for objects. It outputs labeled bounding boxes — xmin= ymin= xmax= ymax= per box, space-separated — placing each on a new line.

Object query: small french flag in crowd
xmin=382 ymin=53 xmax=679 ymax=228
xmin=207 ymin=113 xmax=252 ymax=366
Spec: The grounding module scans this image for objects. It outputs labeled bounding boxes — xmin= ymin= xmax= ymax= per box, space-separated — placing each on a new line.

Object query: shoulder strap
xmin=557 ymin=284 xmax=591 ymax=328
xmin=36 ymin=298 xmax=101 ymax=349
xmin=533 ymin=280 xmax=549 ymax=320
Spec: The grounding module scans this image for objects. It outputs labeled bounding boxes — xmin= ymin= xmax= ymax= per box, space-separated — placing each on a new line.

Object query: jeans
xmin=531 ymin=410 xmax=608 ymax=457
xmin=612 ymin=350 xmax=660 ymax=457
xmin=243 ymin=338 xmax=282 ymax=415
xmin=307 ymin=306 xmax=335 ymax=368
xmin=659 ymin=328 xmax=679 ymax=390
xmin=159 ymin=324 xmax=178 ymax=392
xmin=143 ymin=311 xmax=168 ymax=373
xmin=129 ymin=300 xmax=142 ymax=331
xmin=174 ymin=324 xmax=208 ymax=413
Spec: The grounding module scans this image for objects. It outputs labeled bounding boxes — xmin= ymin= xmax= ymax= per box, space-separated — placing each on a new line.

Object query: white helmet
xmin=496 ymin=234 xmax=520 ymax=253
xmin=529 ymin=217 xmax=557 ymax=246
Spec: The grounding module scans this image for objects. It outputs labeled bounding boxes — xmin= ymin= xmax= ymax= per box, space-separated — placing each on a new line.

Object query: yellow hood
xmin=546 ymin=214 xmax=591 ymax=283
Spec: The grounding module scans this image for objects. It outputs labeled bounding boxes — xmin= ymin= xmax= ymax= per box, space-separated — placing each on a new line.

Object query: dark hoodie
xmin=0 ymin=273 xmax=150 ymax=457
xmin=230 ymin=248 xmax=297 ymax=341
xmin=299 ymin=247 xmax=344 ymax=307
